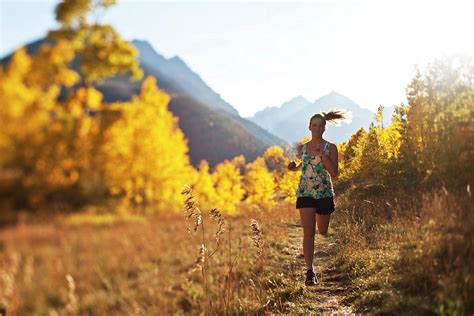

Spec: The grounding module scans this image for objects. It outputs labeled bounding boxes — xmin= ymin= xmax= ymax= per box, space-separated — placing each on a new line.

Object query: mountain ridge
xmin=249 ymin=91 xmax=394 ymax=145
xmin=1 ymin=38 xmax=286 ymax=167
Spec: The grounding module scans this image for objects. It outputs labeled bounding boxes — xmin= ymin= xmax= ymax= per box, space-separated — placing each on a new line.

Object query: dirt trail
xmin=280 ymin=221 xmax=355 ymax=315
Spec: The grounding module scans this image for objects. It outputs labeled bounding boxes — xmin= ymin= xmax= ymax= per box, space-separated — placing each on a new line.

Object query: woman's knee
xmin=316 ymin=214 xmax=330 ymax=236
xmin=318 ymin=229 xmax=328 ymax=236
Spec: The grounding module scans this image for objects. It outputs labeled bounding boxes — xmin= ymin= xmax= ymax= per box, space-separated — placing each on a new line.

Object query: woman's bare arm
xmin=321 ymin=144 xmax=339 ymax=178
xmin=287 ymin=144 xmax=303 ymax=171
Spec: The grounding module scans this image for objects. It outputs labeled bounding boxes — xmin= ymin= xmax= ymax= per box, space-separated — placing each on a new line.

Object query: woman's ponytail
xmin=310 ymin=108 xmax=349 ymax=125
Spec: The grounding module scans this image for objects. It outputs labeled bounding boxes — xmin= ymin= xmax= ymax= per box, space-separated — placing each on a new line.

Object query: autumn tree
xmin=337 ymin=56 xmax=472 ymax=189
xmin=406 ymin=55 xmax=474 ymax=188
xmin=338 ymin=128 xmax=366 ymax=180
xmin=211 ymin=156 xmax=245 ymax=215
xmin=374 ymin=105 xmax=385 ymax=128
xmin=0 ymin=47 xmax=90 ymax=207
xmin=46 ymin=0 xmax=144 ymax=202
xmin=50 ymin=0 xmax=143 ymax=85
xmin=278 ymin=170 xmax=300 ymax=203
xmin=0 ymin=0 xmax=196 ymax=214
xmin=192 ymin=160 xmax=218 ymax=212
xmin=243 ymin=157 xmax=276 ymax=211
xmin=101 ymin=77 xmax=194 ymax=213
xmin=263 ymin=145 xmax=288 ymax=182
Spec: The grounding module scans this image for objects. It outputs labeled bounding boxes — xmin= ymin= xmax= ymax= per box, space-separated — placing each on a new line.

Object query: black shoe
xmin=305 ymin=269 xmax=317 ymax=286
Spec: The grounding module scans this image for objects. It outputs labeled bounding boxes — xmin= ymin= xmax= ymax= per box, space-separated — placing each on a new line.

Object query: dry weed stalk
xmin=65 ymin=274 xmax=78 ymax=315
xmin=250 ymin=219 xmax=264 ymax=257
xmin=181 ymin=185 xmax=210 ymax=311
xmin=210 ymin=208 xmax=240 ymax=313
xmin=1 ymin=253 xmax=21 ymax=316
xmin=210 ymin=208 xmax=226 ymax=246
xmin=196 ymin=244 xmax=207 ymax=270
xmin=181 ymin=185 xmax=239 ymax=314
xmin=182 ymin=185 xmax=202 ymax=234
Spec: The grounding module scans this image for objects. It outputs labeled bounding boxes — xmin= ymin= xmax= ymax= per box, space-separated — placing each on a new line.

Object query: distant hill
xmin=1 ymin=38 xmax=286 ymax=167
xmin=132 ymin=40 xmax=239 ymax=116
xmin=250 ymin=96 xmax=311 ymax=132
xmin=249 ymin=91 xmax=395 ymax=145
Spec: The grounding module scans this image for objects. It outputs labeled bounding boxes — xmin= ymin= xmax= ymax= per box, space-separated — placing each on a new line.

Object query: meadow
xmin=1 ymin=185 xmax=472 ymax=315
xmin=1 ymin=199 xmax=302 ymax=315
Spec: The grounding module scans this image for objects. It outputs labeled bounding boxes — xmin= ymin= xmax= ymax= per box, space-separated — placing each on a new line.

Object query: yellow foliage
xmin=28 ymin=39 xmax=80 ymax=88
xmin=212 ymin=157 xmax=245 ymax=215
xmin=406 ymin=56 xmax=474 ymax=186
xmin=0 ymin=49 xmax=61 ymax=169
xmin=101 ymin=76 xmax=194 ymax=213
xmin=243 ymin=157 xmax=276 ymax=211
xmin=0 ymin=0 xmax=193 ymax=211
xmin=380 ymin=119 xmax=403 ymax=160
xmin=338 ymin=56 xmax=473 ymax=189
xmin=338 ymin=116 xmax=406 ymax=184
xmin=298 ymin=136 xmax=311 ymax=146
xmin=278 ymin=169 xmax=300 ymax=203
xmin=263 ymin=145 xmax=289 ymax=182
xmin=26 ymin=87 xmax=102 ymax=205
xmin=0 ymin=48 xmax=103 ymax=206
xmin=79 ymin=24 xmax=143 ymax=83
xmin=73 ymin=86 xmax=104 ymax=110
xmin=52 ymin=0 xmax=143 ymax=84
xmin=192 ymin=160 xmax=218 ymax=212
xmin=230 ymin=155 xmax=246 ymax=169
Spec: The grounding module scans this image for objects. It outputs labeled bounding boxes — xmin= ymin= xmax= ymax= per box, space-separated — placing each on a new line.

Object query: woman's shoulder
xmin=324 ymin=140 xmax=338 ymax=150
xmin=327 ymin=142 xmax=338 ymax=152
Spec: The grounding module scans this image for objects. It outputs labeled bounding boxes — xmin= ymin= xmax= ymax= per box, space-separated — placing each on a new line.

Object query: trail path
xmin=277 ymin=220 xmax=355 ymax=315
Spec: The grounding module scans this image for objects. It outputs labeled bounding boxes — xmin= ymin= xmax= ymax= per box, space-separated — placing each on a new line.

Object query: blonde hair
xmin=310 ymin=108 xmax=348 ymax=125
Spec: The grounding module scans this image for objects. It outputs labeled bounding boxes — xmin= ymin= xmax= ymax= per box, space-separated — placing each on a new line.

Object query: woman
xmin=287 ymin=109 xmax=347 ymax=286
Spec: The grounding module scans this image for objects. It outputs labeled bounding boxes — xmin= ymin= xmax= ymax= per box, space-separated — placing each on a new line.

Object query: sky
xmin=1 ymin=0 xmax=473 ymax=117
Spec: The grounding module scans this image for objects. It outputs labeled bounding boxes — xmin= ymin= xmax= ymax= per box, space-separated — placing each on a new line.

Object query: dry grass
xmin=2 ymin=184 xmax=472 ymax=315
xmin=334 ymin=184 xmax=474 ymax=315
xmin=0 ymin=200 xmax=302 ymax=315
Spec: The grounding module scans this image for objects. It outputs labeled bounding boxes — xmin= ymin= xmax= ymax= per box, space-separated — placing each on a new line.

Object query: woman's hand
xmin=314 ymin=146 xmax=323 ymax=157
xmin=287 ymin=160 xmax=298 ymax=171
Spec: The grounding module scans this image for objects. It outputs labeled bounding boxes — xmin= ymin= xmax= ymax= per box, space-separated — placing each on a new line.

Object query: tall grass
xmin=3 ymin=182 xmax=470 ymax=314
xmin=0 ymin=197 xmax=301 ymax=315
xmin=180 ymin=185 xmax=295 ymax=314
xmin=334 ymin=185 xmax=474 ymax=315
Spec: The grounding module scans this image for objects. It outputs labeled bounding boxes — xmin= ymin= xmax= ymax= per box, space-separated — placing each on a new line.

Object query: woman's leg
xmin=299 ymin=208 xmax=317 ymax=270
xmin=316 ymin=214 xmax=331 ymax=235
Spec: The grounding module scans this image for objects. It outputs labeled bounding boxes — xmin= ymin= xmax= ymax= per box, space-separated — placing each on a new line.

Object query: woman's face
xmin=309 ymin=118 xmax=326 ymax=136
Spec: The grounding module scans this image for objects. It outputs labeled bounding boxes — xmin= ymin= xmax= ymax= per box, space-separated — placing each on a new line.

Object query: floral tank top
xmin=296 ymin=142 xmax=334 ymax=199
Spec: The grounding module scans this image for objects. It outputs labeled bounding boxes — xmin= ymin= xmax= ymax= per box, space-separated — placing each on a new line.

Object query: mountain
xmin=249 ymin=96 xmax=311 ymax=132
xmin=2 ymin=39 xmax=286 ymax=167
xmin=132 ymin=40 xmax=239 ymax=116
xmin=249 ymin=91 xmax=387 ymax=145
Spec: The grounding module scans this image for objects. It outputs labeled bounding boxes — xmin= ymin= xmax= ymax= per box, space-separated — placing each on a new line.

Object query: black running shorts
xmin=296 ymin=196 xmax=335 ymax=215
